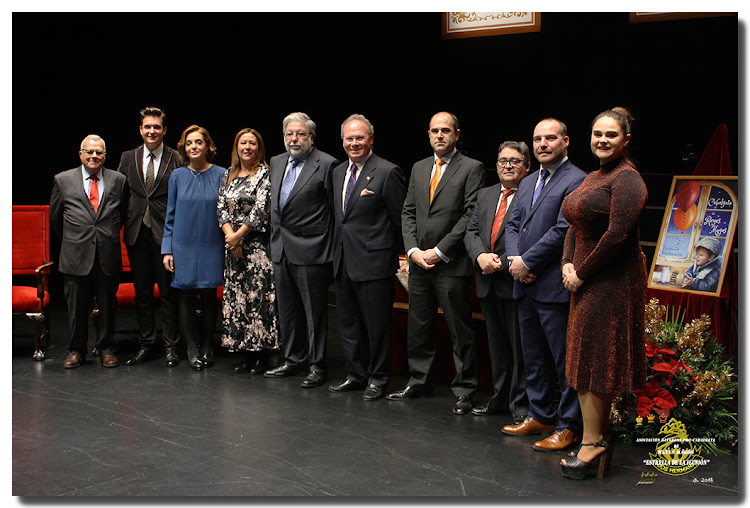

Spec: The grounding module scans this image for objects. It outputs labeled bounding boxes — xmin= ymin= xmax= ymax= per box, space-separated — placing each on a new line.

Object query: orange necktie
xmin=490 ymin=189 xmax=514 ymax=251
xmin=89 ymin=175 xmax=99 ymax=213
xmin=429 ymin=158 xmax=443 ymax=204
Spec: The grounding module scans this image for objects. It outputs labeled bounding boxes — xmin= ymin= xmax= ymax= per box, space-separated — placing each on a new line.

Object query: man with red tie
xmin=50 ymin=135 xmax=129 ymax=369
xmin=464 ymin=141 xmax=531 ymax=423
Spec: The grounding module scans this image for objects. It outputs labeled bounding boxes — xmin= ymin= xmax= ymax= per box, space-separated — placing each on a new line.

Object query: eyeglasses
xmin=497 ymin=158 xmax=524 ymax=167
xmin=284 ymin=131 xmax=309 ymax=140
xmin=344 ymin=135 xmax=368 ymax=142
xmin=81 ymin=149 xmax=106 ymax=156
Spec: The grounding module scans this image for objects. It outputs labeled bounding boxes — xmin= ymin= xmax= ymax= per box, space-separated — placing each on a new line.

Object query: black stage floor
xmin=12 ymin=304 xmax=739 ymax=498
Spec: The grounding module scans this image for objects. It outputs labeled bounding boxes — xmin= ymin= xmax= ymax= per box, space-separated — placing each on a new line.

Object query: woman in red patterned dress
xmin=559 ymin=107 xmax=648 ymax=479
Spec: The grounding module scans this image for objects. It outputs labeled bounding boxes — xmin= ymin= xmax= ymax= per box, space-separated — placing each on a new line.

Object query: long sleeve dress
xmin=217 ymin=166 xmax=280 ymax=352
xmin=561 ymin=159 xmax=648 ymax=393
xmin=162 ymin=165 xmax=226 ymax=289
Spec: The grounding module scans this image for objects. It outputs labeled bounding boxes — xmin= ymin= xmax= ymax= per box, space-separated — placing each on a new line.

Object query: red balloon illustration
xmin=673 ymin=204 xmax=697 ymax=232
xmin=675 ymin=180 xmax=700 ymax=211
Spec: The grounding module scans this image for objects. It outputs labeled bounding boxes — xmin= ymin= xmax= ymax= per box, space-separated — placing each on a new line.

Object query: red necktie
xmin=490 ymin=189 xmax=514 ymax=251
xmin=89 ymin=175 xmax=99 ymax=213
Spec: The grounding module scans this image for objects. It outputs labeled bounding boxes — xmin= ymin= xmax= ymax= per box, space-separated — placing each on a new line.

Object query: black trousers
xmin=63 ymin=253 xmax=119 ymax=358
xmin=177 ymin=288 xmax=218 ymax=360
xmin=405 ymin=269 xmax=477 ymax=398
xmin=334 ymin=267 xmax=394 ymax=388
xmin=126 ymin=225 xmax=178 ymax=349
xmin=273 ymin=255 xmax=332 ymax=373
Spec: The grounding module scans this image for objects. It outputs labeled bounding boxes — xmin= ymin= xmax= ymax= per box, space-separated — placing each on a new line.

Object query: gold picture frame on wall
xmin=442 ymin=12 xmax=541 ymax=39
xmin=647 ymin=176 xmax=738 ymax=296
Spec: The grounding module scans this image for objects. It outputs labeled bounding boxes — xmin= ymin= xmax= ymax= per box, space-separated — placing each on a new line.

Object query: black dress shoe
xmin=249 ymin=358 xmax=266 ymax=375
xmin=328 ymin=379 xmax=365 ymax=393
xmin=471 ymin=404 xmax=500 ymax=416
xmin=164 ymin=347 xmax=180 ymax=367
xmin=301 ymin=370 xmax=326 ymax=388
xmin=200 ymin=351 xmax=214 ymax=368
xmin=363 ymin=384 xmax=384 ymax=402
xmin=386 ymin=385 xmax=426 ymax=401
xmin=453 ymin=396 xmax=473 ymax=415
xmin=264 ymin=364 xmax=297 ymax=378
xmin=91 ymin=347 xmax=102 ymax=357
xmin=233 ymin=356 xmax=250 ymax=373
xmin=188 ymin=357 xmax=204 ymax=371
xmin=125 ymin=347 xmax=150 ymax=365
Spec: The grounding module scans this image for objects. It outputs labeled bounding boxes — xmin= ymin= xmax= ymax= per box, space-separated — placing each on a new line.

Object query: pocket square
xmin=360 ymin=188 xmax=375 ymax=196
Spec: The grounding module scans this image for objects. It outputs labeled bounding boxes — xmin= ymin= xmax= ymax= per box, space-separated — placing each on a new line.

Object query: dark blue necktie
xmin=531 ymin=169 xmax=549 ymax=207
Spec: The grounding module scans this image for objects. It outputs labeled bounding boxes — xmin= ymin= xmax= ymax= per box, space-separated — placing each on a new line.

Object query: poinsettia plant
xmin=611 ymin=298 xmax=737 ymax=455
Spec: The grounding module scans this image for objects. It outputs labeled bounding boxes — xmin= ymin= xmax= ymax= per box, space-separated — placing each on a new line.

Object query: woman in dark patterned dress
xmin=218 ymin=128 xmax=280 ymax=374
xmin=559 ymin=107 xmax=648 ymax=479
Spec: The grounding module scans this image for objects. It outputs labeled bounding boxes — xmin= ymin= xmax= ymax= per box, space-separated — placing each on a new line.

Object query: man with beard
xmin=502 ymin=118 xmax=585 ymax=452
xmin=265 ymin=112 xmax=340 ymax=388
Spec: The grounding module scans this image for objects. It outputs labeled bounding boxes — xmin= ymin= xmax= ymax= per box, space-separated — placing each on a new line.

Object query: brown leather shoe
xmin=101 ymin=354 xmax=119 ymax=368
xmin=532 ymin=428 xmax=581 ymax=452
xmin=502 ymin=416 xmax=555 ymax=436
xmin=63 ymin=352 xmax=83 ymax=369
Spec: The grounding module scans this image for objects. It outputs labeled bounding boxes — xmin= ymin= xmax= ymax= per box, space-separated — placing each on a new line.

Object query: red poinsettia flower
xmin=651 ymin=358 xmax=696 ymax=385
xmin=645 ymin=340 xmax=675 ymax=358
xmin=635 ymin=379 xmax=677 ymax=417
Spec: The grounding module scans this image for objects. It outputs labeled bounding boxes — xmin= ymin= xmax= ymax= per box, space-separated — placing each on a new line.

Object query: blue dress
xmin=162 ymin=165 xmax=226 ymax=289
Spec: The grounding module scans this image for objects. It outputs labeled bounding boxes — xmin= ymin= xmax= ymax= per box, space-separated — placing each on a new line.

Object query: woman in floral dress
xmin=218 ymin=128 xmax=279 ymax=373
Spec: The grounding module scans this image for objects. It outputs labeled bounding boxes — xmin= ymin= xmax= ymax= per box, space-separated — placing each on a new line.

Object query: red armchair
xmin=12 ymin=205 xmax=54 ymax=360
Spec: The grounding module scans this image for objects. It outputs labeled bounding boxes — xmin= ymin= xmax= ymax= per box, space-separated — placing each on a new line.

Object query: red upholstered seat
xmin=12 ymin=205 xmax=53 ymax=360
xmin=12 ymin=286 xmax=50 ymax=313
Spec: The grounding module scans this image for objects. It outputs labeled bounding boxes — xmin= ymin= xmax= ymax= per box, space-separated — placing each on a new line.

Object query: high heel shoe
xmin=560 ymin=434 xmax=615 ymax=479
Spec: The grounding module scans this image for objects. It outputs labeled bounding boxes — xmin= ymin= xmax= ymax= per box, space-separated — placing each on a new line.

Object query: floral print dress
xmin=217 ymin=165 xmax=280 ymax=352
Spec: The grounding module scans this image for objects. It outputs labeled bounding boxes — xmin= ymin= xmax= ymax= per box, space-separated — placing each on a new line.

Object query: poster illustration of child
xmin=682 ymin=237 xmax=723 ymax=292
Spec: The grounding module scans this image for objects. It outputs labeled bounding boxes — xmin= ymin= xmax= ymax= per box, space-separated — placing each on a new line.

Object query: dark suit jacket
xmin=401 ymin=152 xmax=485 ymax=277
xmin=50 ymin=166 xmax=129 ymax=277
xmin=117 ymin=144 xmax=181 ymax=246
xmin=505 ymin=159 xmax=586 ymax=302
xmin=464 ymin=184 xmax=516 ymax=299
xmin=332 ymin=153 xmax=406 ymax=281
xmin=269 ymin=147 xmax=340 ymax=265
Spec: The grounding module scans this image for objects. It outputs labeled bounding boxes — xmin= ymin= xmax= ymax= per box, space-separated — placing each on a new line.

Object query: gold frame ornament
xmin=442 ymin=12 xmax=541 ymax=39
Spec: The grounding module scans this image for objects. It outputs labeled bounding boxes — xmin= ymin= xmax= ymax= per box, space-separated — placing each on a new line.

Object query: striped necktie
xmin=429 ymin=158 xmax=443 ymax=204
xmin=490 ymin=189 xmax=514 ymax=251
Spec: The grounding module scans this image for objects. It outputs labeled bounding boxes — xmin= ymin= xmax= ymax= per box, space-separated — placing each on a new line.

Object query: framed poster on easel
xmin=648 ymin=176 xmax=738 ymax=296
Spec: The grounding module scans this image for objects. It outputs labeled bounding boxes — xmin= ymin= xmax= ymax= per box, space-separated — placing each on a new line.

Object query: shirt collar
xmin=82 ymin=165 xmax=101 ymax=180
xmin=435 ymin=148 xmax=457 ymax=164
xmin=348 ymin=151 xmax=373 ymax=170
xmin=539 ymin=155 xmax=568 ymax=174
xmin=145 ymin=143 xmax=164 ymax=159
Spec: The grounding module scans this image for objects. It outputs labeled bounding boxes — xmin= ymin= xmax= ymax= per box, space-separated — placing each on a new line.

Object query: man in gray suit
xmin=50 ymin=134 xmax=129 ymax=369
xmin=328 ymin=114 xmax=406 ymax=401
xmin=387 ymin=112 xmax=485 ymax=414
xmin=264 ymin=112 xmax=340 ymax=388
xmin=117 ymin=107 xmax=181 ymax=367
xmin=464 ymin=141 xmax=531 ymax=423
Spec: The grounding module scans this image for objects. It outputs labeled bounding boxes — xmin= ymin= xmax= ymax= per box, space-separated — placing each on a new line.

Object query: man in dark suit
xmin=503 ymin=118 xmax=585 ymax=452
xmin=464 ymin=140 xmax=531 ymax=423
xmin=265 ymin=112 xmax=340 ymax=388
xmin=387 ymin=111 xmax=485 ymax=415
xmin=50 ymin=135 xmax=129 ymax=369
xmin=117 ymin=107 xmax=181 ymax=367
xmin=328 ymin=114 xmax=407 ymax=402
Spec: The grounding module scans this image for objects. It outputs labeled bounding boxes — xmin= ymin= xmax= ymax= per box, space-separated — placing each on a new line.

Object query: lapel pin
xmin=366 ymin=176 xmax=371 ymax=181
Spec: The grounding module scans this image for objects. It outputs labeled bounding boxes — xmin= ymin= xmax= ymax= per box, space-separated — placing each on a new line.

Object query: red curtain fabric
xmin=646 ymin=123 xmax=737 ymax=358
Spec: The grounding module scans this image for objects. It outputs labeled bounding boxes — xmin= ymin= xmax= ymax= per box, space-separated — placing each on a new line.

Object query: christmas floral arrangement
xmin=611 ymin=298 xmax=737 ymax=455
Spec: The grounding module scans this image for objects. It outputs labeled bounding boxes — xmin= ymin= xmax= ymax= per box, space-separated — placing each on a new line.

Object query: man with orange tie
xmin=50 ymin=135 xmax=129 ymax=369
xmin=464 ymin=141 xmax=531 ymax=423
xmin=387 ymin=111 xmax=485 ymax=415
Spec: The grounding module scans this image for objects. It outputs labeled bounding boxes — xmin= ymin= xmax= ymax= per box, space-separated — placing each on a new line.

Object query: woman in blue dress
xmin=162 ymin=125 xmax=226 ymax=370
